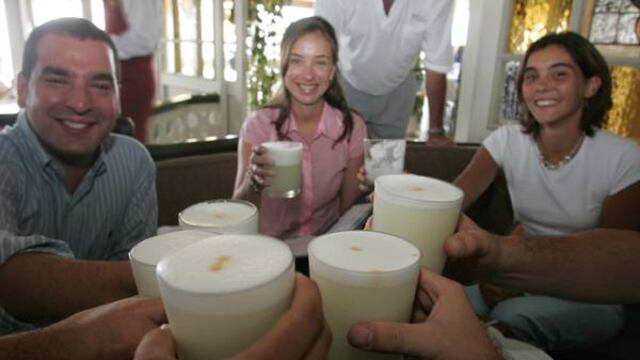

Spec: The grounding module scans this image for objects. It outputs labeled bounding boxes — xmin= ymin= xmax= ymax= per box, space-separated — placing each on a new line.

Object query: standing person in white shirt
xmin=314 ymin=0 xmax=454 ymax=144
xmin=104 ymin=0 xmax=162 ymax=142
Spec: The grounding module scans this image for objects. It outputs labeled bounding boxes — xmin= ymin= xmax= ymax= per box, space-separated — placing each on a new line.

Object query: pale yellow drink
xmin=129 ymin=230 xmax=216 ymax=297
xmin=157 ymin=235 xmax=294 ymax=360
xmin=262 ymin=141 xmax=302 ymax=198
xmin=269 ymin=163 xmax=301 ymax=196
xmin=373 ymin=174 xmax=463 ymax=273
xmin=179 ymin=199 xmax=258 ymax=234
xmin=308 ymin=231 xmax=420 ymax=360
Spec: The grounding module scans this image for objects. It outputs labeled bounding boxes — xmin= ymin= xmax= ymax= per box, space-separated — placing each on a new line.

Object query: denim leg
xmin=464 ymin=284 xmax=491 ymax=319
xmin=490 ymin=295 xmax=624 ymax=354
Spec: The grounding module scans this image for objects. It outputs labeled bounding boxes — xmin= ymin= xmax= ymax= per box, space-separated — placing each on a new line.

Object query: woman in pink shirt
xmin=233 ymin=16 xmax=366 ymax=238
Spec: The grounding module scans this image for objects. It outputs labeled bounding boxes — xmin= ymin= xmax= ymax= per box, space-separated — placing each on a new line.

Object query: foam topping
xmin=375 ymin=174 xmax=463 ymax=205
xmin=262 ymin=141 xmax=302 ymax=165
xmin=180 ymin=200 xmax=256 ymax=226
xmin=309 ymin=231 xmax=419 ymax=275
xmin=130 ymin=230 xmax=215 ymax=265
xmin=157 ymin=235 xmax=293 ymax=294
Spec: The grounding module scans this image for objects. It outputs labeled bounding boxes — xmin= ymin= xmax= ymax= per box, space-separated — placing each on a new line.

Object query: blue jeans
xmin=465 ymin=285 xmax=624 ymax=354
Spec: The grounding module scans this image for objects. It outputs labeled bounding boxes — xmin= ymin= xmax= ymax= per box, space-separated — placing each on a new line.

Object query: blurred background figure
xmin=104 ymin=0 xmax=161 ymax=143
xmin=315 ymin=0 xmax=454 ymax=144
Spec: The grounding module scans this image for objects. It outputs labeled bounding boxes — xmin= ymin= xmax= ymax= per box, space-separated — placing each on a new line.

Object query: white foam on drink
xmin=157 ymin=235 xmax=294 ymax=314
xmin=130 ymin=230 xmax=217 ymax=297
xmin=262 ymin=141 xmax=302 ymax=166
xmin=179 ymin=200 xmax=256 ymax=227
xmin=130 ymin=230 xmax=216 ymax=266
xmin=308 ymin=231 xmax=420 ymax=287
xmin=375 ymin=174 xmax=463 ymax=209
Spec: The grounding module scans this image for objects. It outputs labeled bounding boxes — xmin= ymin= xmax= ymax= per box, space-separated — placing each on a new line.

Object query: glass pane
xmin=617 ymin=13 xmax=639 ymax=44
xmin=607 ymin=66 xmax=640 ymax=143
xmin=202 ymin=41 xmax=215 ymax=79
xmin=163 ymin=0 xmax=175 ymax=73
xmin=590 ymin=13 xmax=619 ymax=43
xmin=90 ymin=0 xmax=105 ymax=29
xmin=165 ymin=39 xmax=176 ymax=73
xmin=180 ymin=40 xmax=197 ymax=76
xmin=201 ymin=0 xmax=214 ymax=42
xmin=508 ymin=0 xmax=572 ymax=54
xmin=178 ymin=0 xmax=198 ymax=41
xmin=594 ymin=0 xmax=623 ymax=12
xmin=589 ymin=0 xmax=640 ymax=45
xmin=0 ymin=0 xmax=14 ymax=88
xmin=500 ymin=60 xmax=522 ymax=122
xmin=223 ymin=0 xmax=237 ymax=81
xmin=30 ymin=0 xmax=84 ymax=26
xmin=164 ymin=0 xmax=175 ymax=40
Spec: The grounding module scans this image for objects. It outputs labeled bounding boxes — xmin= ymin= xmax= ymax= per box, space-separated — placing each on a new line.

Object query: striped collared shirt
xmin=0 ymin=111 xmax=157 ymax=331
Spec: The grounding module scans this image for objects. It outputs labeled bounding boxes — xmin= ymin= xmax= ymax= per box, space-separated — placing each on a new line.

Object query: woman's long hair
xmin=264 ymin=16 xmax=354 ymax=145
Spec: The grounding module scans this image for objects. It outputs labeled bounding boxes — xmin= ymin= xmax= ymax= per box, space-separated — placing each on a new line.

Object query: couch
xmin=152 ymin=139 xmax=638 ymax=360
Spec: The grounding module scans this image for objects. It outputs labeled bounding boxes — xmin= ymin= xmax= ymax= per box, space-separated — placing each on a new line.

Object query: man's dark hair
xmin=21 ymin=17 xmax=119 ymax=80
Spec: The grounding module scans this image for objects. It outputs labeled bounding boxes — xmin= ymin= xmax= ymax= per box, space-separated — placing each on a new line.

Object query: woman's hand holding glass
xmin=247 ymin=145 xmax=274 ymax=193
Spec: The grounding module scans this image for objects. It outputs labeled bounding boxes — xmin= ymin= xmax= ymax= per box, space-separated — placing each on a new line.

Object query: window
xmin=163 ymin=0 xmax=217 ymax=79
xmin=493 ymin=0 xmax=640 ymax=142
xmin=0 ymin=1 xmax=14 ymax=89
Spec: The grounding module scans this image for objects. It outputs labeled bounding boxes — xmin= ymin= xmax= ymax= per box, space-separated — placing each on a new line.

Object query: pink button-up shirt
xmin=240 ymin=102 xmax=366 ymax=238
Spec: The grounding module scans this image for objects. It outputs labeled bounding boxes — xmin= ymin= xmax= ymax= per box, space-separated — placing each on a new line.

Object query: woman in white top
xmin=454 ymin=32 xmax=640 ymax=354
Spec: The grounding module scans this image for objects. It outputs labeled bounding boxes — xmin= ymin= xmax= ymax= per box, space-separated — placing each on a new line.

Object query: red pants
xmin=120 ymin=55 xmax=155 ymax=142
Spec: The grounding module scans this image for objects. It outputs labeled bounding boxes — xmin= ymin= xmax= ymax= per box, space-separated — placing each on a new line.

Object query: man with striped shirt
xmin=0 ymin=18 xmax=157 ymax=333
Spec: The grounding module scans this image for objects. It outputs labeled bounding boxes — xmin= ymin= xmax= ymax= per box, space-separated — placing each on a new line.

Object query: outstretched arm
xmin=0 ymin=296 xmax=165 ymax=360
xmin=445 ymin=216 xmax=640 ymax=303
xmin=0 ymin=253 xmax=136 ymax=323
xmin=453 ymin=146 xmax=499 ymax=210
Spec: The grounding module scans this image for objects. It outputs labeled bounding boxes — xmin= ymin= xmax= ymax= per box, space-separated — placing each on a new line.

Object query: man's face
xmin=17 ymin=33 xmax=120 ymax=163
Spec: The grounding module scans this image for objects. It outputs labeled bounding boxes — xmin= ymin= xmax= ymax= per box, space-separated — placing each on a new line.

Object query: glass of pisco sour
xmin=261 ymin=141 xmax=303 ymax=198
xmin=157 ymin=234 xmax=294 ymax=360
xmin=179 ymin=199 xmax=259 ymax=234
xmin=372 ymin=174 xmax=463 ymax=273
xmin=308 ymin=230 xmax=420 ymax=360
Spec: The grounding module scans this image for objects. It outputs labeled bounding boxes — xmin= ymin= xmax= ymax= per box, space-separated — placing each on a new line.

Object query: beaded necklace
xmin=537 ymin=133 xmax=585 ymax=171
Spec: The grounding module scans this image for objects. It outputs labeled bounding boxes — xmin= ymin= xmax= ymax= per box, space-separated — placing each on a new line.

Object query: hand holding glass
xmin=262 ymin=141 xmax=303 ymax=198
xmin=308 ymin=230 xmax=420 ymax=360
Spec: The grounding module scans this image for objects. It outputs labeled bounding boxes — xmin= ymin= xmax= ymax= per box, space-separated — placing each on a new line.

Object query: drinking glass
xmin=179 ymin=199 xmax=258 ymax=234
xmin=372 ymin=174 xmax=463 ymax=273
xmin=262 ymin=141 xmax=303 ymax=198
xmin=157 ymin=234 xmax=295 ymax=360
xmin=364 ymin=139 xmax=406 ymax=185
xmin=308 ymin=230 xmax=420 ymax=360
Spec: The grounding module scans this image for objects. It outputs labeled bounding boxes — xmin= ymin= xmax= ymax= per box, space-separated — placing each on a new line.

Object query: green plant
xmin=246 ymin=0 xmax=286 ymax=110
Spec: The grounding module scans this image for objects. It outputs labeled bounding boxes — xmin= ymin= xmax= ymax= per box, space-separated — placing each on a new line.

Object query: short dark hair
xmin=516 ymin=31 xmax=612 ymax=137
xmin=21 ymin=17 xmax=119 ymax=80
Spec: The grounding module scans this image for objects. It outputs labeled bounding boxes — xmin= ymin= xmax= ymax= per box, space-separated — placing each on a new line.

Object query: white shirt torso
xmin=314 ymin=0 xmax=453 ymax=95
xmin=483 ymin=124 xmax=640 ymax=236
